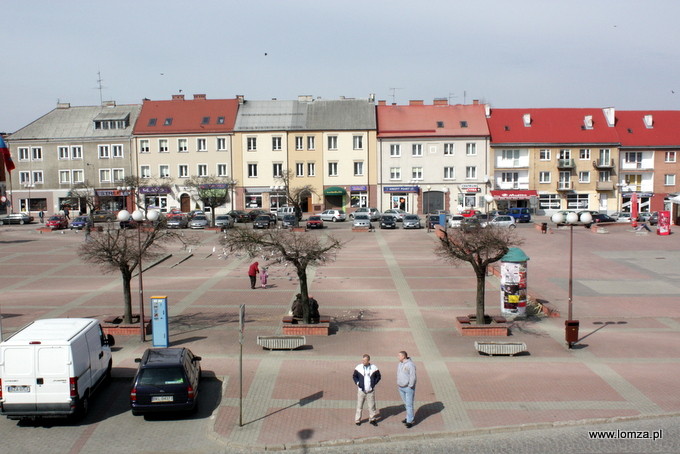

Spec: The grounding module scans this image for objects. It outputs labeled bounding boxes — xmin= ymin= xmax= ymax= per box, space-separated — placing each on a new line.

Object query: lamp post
xmin=484 ymin=194 xmax=494 ymax=214
xmin=551 ymin=211 xmax=592 ymax=348
xmin=117 ymin=186 xmax=132 ymax=211
xmin=22 ymin=183 xmax=35 ymax=214
xmin=117 ymin=208 xmax=160 ymax=342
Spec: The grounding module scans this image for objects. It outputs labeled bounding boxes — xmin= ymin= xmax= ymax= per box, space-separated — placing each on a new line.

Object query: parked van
xmin=277 ymin=206 xmax=301 ymax=221
xmin=0 ymin=318 xmax=115 ymax=420
xmin=508 ymin=207 xmax=532 ymax=223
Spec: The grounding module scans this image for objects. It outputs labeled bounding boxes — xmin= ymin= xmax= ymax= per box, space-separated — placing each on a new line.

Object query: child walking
xmin=260 ymin=266 xmax=269 ymax=289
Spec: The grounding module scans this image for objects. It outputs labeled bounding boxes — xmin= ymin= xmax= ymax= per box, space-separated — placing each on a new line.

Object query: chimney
xmin=523 ymin=113 xmax=531 ymax=127
xmin=584 ymin=115 xmax=593 ymax=129
xmin=433 ymin=98 xmax=448 ymax=106
xmin=369 ymin=93 xmax=375 ymax=103
xmin=172 ymin=94 xmax=185 ymax=101
xmin=485 ymin=104 xmax=491 ymax=118
xmin=236 ymin=95 xmax=244 ymax=105
xmin=102 ymin=100 xmax=116 ymax=107
xmin=472 ymin=99 xmax=479 ymax=105
xmin=603 ymin=107 xmax=615 ymax=127
xmin=378 ymin=100 xmax=386 ymax=106
xmin=57 ymin=102 xmax=70 ymax=109
xmin=193 ymin=94 xmax=206 ymax=100
xmin=298 ymin=95 xmax=313 ymax=102
xmin=643 ymin=114 xmax=653 ymax=128
xmin=409 ymin=100 xmax=424 ymax=106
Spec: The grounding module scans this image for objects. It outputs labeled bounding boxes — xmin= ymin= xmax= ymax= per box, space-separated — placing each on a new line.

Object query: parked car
xmin=188 ymin=210 xmax=205 ymax=220
xmin=281 ymin=214 xmax=299 ymax=228
xmin=611 ymin=212 xmax=632 ymax=222
xmin=306 ymin=215 xmax=324 ymax=229
xmin=277 ymin=206 xmax=302 ymax=221
xmin=648 ymin=212 xmax=659 ymax=226
xmin=426 ymin=214 xmax=442 ymax=228
xmin=248 ymin=209 xmax=268 ymax=222
xmin=483 ymin=215 xmax=516 ymax=229
xmin=379 ymin=215 xmax=397 ymax=229
xmin=460 ymin=209 xmax=483 ymax=218
xmin=350 ymin=207 xmax=380 ymax=221
xmin=166 ymin=209 xmax=183 ymax=219
xmin=383 ymin=209 xmax=406 ymax=221
xmin=119 ymin=215 xmax=138 ymax=229
xmin=402 ymin=214 xmax=422 ymax=229
xmin=70 ymin=215 xmax=93 ymax=230
xmin=130 ymin=347 xmax=201 ymax=416
xmin=448 ymin=215 xmax=465 ymax=228
xmin=90 ymin=210 xmax=115 ymax=222
xmin=508 ymin=207 xmax=532 ymax=223
xmin=1 ymin=213 xmax=35 ymax=225
xmin=46 ymin=215 xmax=69 ymax=230
xmin=166 ymin=215 xmax=189 ymax=229
xmin=587 ymin=214 xmax=616 ymax=226
xmin=638 ymin=212 xmax=652 ymax=223
xmin=253 ymin=215 xmax=272 ymax=229
xmin=319 ymin=209 xmax=346 ymax=222
xmin=214 ymin=215 xmax=234 ymax=230
xmin=352 ymin=213 xmax=372 ymax=228
xmin=189 ymin=215 xmax=209 ymax=229
xmin=488 ymin=210 xmax=508 ymax=217
xmin=461 ymin=217 xmax=482 ymax=232
xmin=227 ymin=210 xmax=250 ymax=223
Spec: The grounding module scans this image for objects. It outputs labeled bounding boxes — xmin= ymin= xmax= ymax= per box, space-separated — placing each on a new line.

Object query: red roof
xmin=487 ymin=108 xmax=620 ymax=145
xmin=615 ymin=110 xmax=680 ymax=147
xmin=134 ymin=95 xmax=239 ymax=135
xmin=377 ymin=103 xmax=489 ymax=138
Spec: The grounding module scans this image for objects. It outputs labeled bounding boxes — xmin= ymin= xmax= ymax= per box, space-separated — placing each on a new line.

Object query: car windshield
xmin=404 ymin=215 xmax=418 ymax=220
xmin=256 ymin=215 xmax=270 ymax=221
xmin=216 ymin=216 xmax=230 ymax=220
xmin=283 ymin=215 xmax=296 ymax=220
xmin=75 ymin=217 xmax=88 ymax=222
xmin=380 ymin=216 xmax=393 ymax=221
xmin=193 ymin=216 xmax=207 ymax=221
xmin=138 ymin=367 xmax=185 ymax=386
xmin=48 ymin=216 xmax=61 ymax=221
xmin=309 ymin=216 xmax=321 ymax=221
xmin=355 ymin=214 xmax=369 ymax=220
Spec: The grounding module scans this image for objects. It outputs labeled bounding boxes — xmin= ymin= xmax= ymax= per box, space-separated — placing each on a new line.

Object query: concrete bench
xmin=257 ymin=335 xmax=306 ymax=350
xmin=475 ymin=341 xmax=527 ymax=356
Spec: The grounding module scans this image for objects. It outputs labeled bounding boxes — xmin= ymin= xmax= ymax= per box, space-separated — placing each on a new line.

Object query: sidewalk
xmin=1 ymin=223 xmax=679 ymax=451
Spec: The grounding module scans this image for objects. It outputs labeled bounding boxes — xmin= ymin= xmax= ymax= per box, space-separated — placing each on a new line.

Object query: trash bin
xmin=541 ymin=222 xmax=548 ymax=233
xmin=565 ymin=320 xmax=579 ymax=348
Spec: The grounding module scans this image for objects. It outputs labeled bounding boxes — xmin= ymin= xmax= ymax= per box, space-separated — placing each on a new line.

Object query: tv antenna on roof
xmin=389 ymin=87 xmax=403 ymax=104
xmin=94 ymin=71 xmax=106 ymax=105
xmin=448 ymin=93 xmax=458 ymax=104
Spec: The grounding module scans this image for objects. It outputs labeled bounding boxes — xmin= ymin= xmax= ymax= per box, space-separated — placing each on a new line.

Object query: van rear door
xmin=1 ymin=347 xmax=37 ymax=411
xmin=35 ymin=346 xmax=70 ymax=410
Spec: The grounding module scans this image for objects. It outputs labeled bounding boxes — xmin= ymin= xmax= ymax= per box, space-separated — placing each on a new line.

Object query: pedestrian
xmin=63 ymin=206 xmax=70 ymax=220
xmin=248 ymin=261 xmax=259 ymax=289
xmin=309 ymin=294 xmax=319 ymax=323
xmin=291 ymin=293 xmax=303 ymax=319
xmin=353 ymin=354 xmax=381 ymax=426
xmin=397 ymin=350 xmax=417 ymax=428
xmin=260 ymin=266 xmax=268 ymax=289
xmin=38 ymin=210 xmax=44 ymax=223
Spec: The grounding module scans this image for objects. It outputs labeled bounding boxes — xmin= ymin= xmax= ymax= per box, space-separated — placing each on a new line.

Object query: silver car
xmin=482 ymin=215 xmax=516 ymax=229
xmin=166 ymin=215 xmax=189 ymax=229
xmin=402 ymin=214 xmax=422 ymax=229
xmin=448 ymin=215 xmax=465 ymax=228
xmin=319 ymin=209 xmax=346 ymax=222
xmin=383 ymin=209 xmax=406 ymax=221
xmin=352 ymin=214 xmax=372 ymax=228
xmin=189 ymin=215 xmax=209 ymax=229
xmin=1 ymin=213 xmax=35 ymax=225
xmin=215 ymin=214 xmax=234 ymax=229
xmin=350 ymin=207 xmax=380 ymax=221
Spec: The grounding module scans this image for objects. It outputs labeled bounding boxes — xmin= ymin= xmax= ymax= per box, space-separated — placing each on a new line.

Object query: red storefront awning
xmin=490 ymin=190 xmax=538 ymax=201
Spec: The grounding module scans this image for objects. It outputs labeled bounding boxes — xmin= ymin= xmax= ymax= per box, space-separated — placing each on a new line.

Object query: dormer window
xmin=164 ymin=118 xmax=173 ymax=126
xmin=217 ymin=116 xmax=225 ymax=124
xmin=148 ymin=118 xmax=157 ymax=126
xmin=93 ymin=113 xmax=130 ymax=130
xmin=460 ymin=121 xmax=468 ymax=128
xmin=437 ymin=121 xmax=444 ymax=128
xmin=504 ymin=126 xmax=510 ymax=131
xmin=202 ymin=117 xmax=210 ymax=125
xmin=584 ymin=115 xmax=593 ymax=130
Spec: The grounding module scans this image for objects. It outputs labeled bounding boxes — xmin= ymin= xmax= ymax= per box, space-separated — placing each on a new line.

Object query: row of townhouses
xmin=3 ymin=94 xmax=680 ymax=222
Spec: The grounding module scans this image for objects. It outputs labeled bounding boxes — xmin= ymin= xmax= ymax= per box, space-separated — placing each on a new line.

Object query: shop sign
xmin=350 ymin=186 xmax=367 ymax=191
xmin=461 ymin=184 xmax=480 ymax=193
xmin=139 ymin=186 xmax=172 ymax=194
xmin=384 ymin=186 xmax=419 ymax=193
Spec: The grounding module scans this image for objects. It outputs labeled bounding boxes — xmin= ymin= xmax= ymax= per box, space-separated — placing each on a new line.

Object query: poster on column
xmin=657 ymin=210 xmax=671 ymax=235
xmin=500 ymin=261 xmax=527 ymax=314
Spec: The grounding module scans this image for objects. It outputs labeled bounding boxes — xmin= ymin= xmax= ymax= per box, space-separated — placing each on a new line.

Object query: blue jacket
xmin=353 ymin=363 xmax=381 ymax=393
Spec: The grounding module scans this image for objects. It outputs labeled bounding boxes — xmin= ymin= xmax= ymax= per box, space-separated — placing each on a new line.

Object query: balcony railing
xmin=593 ymin=158 xmax=614 ymax=169
xmin=557 ymin=159 xmax=575 ymax=169
xmin=557 ymin=182 xmax=571 ymax=191
xmin=596 ymin=181 xmax=615 ymax=191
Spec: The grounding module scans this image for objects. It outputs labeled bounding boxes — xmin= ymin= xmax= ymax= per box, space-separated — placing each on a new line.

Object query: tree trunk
xmin=475 ymin=268 xmax=486 ymax=325
xmin=121 ymin=269 xmax=133 ymax=324
xmin=296 ymin=266 xmax=311 ymax=324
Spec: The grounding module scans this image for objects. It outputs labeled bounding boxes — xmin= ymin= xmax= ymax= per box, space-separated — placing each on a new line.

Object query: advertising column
xmin=499 ymin=248 xmax=530 ymax=315
xmin=657 ymin=210 xmax=671 ymax=235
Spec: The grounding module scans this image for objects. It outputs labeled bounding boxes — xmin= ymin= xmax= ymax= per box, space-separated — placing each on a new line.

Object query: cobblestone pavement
xmin=0 ymin=220 xmax=679 ymax=453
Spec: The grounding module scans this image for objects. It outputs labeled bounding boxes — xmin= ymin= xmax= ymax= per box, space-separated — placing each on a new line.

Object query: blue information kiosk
xmin=150 ymin=296 xmax=169 ymax=348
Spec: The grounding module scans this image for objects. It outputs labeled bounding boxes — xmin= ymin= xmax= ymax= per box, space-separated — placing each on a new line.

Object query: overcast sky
xmin=3 ymin=0 xmax=679 ymax=133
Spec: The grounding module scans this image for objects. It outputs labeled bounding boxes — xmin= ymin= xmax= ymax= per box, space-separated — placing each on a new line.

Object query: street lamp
xmin=117 ymin=209 xmax=160 ymax=342
xmin=22 ymin=183 xmax=35 ymax=214
xmin=551 ymin=211 xmax=592 ymax=348
xmin=117 ymin=186 xmax=132 ymax=211
xmin=484 ymin=194 xmax=494 ymax=214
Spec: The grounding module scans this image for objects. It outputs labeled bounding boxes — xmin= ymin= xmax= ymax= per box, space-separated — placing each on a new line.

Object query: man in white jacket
xmin=353 ymin=354 xmax=381 ymax=426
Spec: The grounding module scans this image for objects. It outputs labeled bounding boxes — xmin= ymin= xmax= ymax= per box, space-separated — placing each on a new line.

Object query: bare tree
xmin=221 ymin=227 xmax=344 ymax=324
xmin=183 ymin=175 xmax=237 ymax=226
xmin=78 ymin=224 xmax=197 ymax=324
xmin=276 ymin=169 xmax=317 ymax=218
xmin=435 ymin=226 xmax=524 ymax=324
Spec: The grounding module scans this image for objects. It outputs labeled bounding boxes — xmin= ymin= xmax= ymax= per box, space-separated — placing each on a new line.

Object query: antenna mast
xmin=389 ymin=87 xmax=403 ymax=104
xmin=95 ymin=72 xmax=106 ymax=105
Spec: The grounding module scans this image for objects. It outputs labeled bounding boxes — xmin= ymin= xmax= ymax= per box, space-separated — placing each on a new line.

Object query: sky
xmin=2 ymin=0 xmax=680 ymax=134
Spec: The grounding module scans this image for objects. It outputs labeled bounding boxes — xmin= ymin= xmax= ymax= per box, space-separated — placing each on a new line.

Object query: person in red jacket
xmin=248 ymin=261 xmax=259 ymax=289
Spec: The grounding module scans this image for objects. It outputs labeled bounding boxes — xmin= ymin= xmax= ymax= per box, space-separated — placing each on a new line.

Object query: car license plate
xmin=151 ymin=395 xmax=173 ymax=403
xmin=8 ymin=385 xmax=30 ymax=393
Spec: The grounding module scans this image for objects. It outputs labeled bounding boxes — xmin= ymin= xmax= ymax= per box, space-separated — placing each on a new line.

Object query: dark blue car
xmin=69 ymin=215 xmax=93 ymax=230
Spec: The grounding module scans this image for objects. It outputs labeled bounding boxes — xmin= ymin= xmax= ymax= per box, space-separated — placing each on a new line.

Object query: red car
xmin=460 ymin=209 xmax=483 ymax=218
xmin=46 ymin=215 xmax=69 ymax=230
xmin=306 ymin=215 xmax=324 ymax=229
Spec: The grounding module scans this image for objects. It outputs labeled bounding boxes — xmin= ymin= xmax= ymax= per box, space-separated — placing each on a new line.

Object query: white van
xmin=0 ymin=318 xmax=115 ymax=420
xmin=277 ymin=206 xmax=301 ymax=221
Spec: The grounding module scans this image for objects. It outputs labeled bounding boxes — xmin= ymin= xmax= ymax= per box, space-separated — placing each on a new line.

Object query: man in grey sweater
xmin=396 ymin=351 xmax=417 ymax=428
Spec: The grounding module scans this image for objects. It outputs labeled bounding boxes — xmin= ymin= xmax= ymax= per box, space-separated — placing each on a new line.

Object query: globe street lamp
xmin=484 ymin=194 xmax=494 ymax=214
xmin=551 ymin=211 xmax=592 ymax=348
xmin=117 ymin=209 xmax=160 ymax=342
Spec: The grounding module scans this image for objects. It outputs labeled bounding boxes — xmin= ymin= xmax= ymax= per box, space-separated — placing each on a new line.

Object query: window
xmin=19 ymin=171 xmax=30 ymax=184
xmin=59 ymin=170 xmax=70 ymax=184
xmin=164 ymin=118 xmax=173 ymax=126
xmin=217 ymin=116 xmax=225 ymax=124
xmin=665 ymin=151 xmax=676 ymax=163
xmin=32 ymin=171 xmax=43 ymax=184
xmin=18 ymin=148 xmax=29 ymax=161
xmin=444 ymin=143 xmax=454 ymax=155
xmin=140 ymin=165 xmax=150 ymax=179
xmin=539 ymin=171 xmax=551 ymax=183
xmin=201 ymin=116 xmax=210 ymax=125
xmin=216 ymin=138 xmax=227 ymax=151
xmin=248 ymin=163 xmax=258 ymax=177
xmin=460 ymin=121 xmax=468 ymax=128
xmin=625 ymin=152 xmax=643 ymax=163
xmin=217 ymin=164 xmax=228 ymax=177
xmin=354 ymin=161 xmax=364 ymax=176
xmin=307 ymin=162 xmax=315 ymax=176
xmin=353 ymin=135 xmax=363 ymax=150
xmin=559 ymin=171 xmax=571 ymax=189
xmin=295 ymin=136 xmax=304 ymax=150
xmin=390 ymin=167 xmax=401 ymax=180
xmin=412 ymin=167 xmax=423 ymax=179
xmin=539 ymin=194 xmax=560 ymax=209
xmin=466 ymin=143 xmax=476 ymax=156
xmin=307 ymin=136 xmax=315 ymax=150
xmin=273 ymin=163 xmax=283 ymax=178
xmin=71 ymin=146 xmax=82 ymax=159
xmin=148 ymin=118 xmax=157 ymax=127
xmin=328 ymin=136 xmax=338 ymax=150
xmin=502 ymin=172 xmax=519 ymax=186
xmin=665 ymin=174 xmax=676 ymax=186
xmin=328 ymin=162 xmax=338 ymax=176
xmin=113 ymin=168 xmax=125 ymax=182
xmin=159 ymin=139 xmax=168 ymax=152
xmin=99 ymin=169 xmax=111 ymax=183
xmin=72 ymin=169 xmax=84 ymax=183
xmin=272 ymin=137 xmax=282 ymax=151
xmin=159 ymin=165 xmax=169 ymax=178
xmin=559 ymin=149 xmax=571 ymax=159
xmin=112 ymin=144 xmax=123 ymax=158
xmin=412 ymin=144 xmax=423 ymax=156
xmin=466 ymin=166 xmax=477 ymax=179
xmin=140 ymin=140 xmax=150 ymax=153
xmin=539 ymin=149 xmax=551 ymax=160
xmin=599 ymin=170 xmax=611 ymax=182
xmin=247 ymin=137 xmax=257 ymax=151
xmin=197 ymin=138 xmax=207 ymax=151
xmin=197 ymin=164 xmax=207 ymax=176
xmin=58 ymin=146 xmax=69 ymax=159
xmin=178 ymin=139 xmax=188 ymax=152
xmin=578 ymin=171 xmax=590 ymax=183
xmin=579 ymin=149 xmax=591 ymax=160
xmin=32 ymin=147 xmax=43 ymax=160
xmin=178 ymin=165 xmax=188 ymax=178
xmin=98 ymin=145 xmax=110 ymax=159
xmin=296 ymin=162 xmax=304 ymax=177
xmin=444 ymin=166 xmax=455 ymax=179
xmin=390 ymin=144 xmax=401 ymax=157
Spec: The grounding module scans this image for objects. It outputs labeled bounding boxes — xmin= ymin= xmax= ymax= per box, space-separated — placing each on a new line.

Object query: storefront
xmin=139 ymin=186 xmax=171 ymax=213
xmin=490 ymin=190 xmax=538 ymax=211
xmin=324 ymin=186 xmax=347 ymax=209
xmin=95 ymin=188 xmax=135 ymax=212
xmin=459 ymin=185 xmax=483 ymax=210
xmin=383 ymin=185 xmax=419 ymax=213
xmin=349 ymin=186 xmax=367 ymax=209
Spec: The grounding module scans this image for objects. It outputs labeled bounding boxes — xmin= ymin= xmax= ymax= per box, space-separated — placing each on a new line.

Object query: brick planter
xmin=101 ymin=315 xmax=152 ymax=336
xmin=292 ymin=227 xmax=306 ymax=232
xmin=456 ymin=315 xmax=509 ymax=336
xmin=282 ymin=323 xmax=329 ymax=336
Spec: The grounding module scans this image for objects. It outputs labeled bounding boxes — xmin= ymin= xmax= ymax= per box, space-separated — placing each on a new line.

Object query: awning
xmin=490 ymin=190 xmax=538 ymax=201
xmin=324 ymin=186 xmax=347 ymax=196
